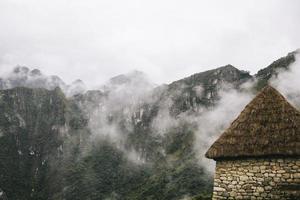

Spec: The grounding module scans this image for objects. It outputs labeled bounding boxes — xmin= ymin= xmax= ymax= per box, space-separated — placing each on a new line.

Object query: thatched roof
xmin=205 ymin=86 xmax=300 ymax=160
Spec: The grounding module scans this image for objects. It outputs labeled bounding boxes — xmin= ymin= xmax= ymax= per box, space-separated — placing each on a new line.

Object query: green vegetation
xmin=0 ymin=51 xmax=297 ymax=199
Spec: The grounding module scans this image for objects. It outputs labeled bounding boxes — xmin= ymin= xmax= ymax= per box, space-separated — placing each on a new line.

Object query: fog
xmin=1 ymin=1 xmax=300 ymax=199
xmin=1 ymin=54 xmax=299 ymax=172
xmin=271 ymin=53 xmax=300 ymax=107
xmin=0 ymin=0 xmax=299 ymax=173
xmin=0 ymin=0 xmax=299 ymax=87
xmin=194 ymin=86 xmax=255 ymax=172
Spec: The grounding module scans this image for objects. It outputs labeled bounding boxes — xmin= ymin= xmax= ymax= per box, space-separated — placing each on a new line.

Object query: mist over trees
xmin=0 ymin=50 xmax=299 ymax=200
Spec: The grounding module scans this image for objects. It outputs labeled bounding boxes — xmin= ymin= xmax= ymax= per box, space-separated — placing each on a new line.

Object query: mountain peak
xmin=255 ymin=50 xmax=298 ymax=90
xmin=13 ymin=66 xmax=30 ymax=74
xmin=110 ymin=70 xmax=146 ymax=81
xmin=29 ymin=69 xmax=42 ymax=76
xmin=67 ymin=79 xmax=87 ymax=96
xmin=108 ymin=70 xmax=149 ymax=86
xmin=220 ymin=64 xmax=235 ymax=69
xmin=0 ymin=67 xmax=90 ymax=96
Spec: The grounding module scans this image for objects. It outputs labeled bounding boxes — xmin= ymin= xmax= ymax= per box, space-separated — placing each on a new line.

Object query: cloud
xmin=0 ymin=66 xmax=87 ymax=97
xmin=81 ymin=71 xmax=155 ymax=164
xmin=193 ymin=51 xmax=300 ymax=173
xmin=148 ymin=80 xmax=255 ymax=172
xmin=0 ymin=0 xmax=299 ymax=87
xmin=271 ymin=52 xmax=300 ymax=107
xmin=1 ymin=0 xmax=298 ymax=171
xmin=151 ymin=97 xmax=178 ymax=136
xmin=194 ymin=86 xmax=254 ymax=172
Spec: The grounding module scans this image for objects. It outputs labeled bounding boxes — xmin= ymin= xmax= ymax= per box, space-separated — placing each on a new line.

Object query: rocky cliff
xmin=0 ymin=50 xmax=298 ymax=200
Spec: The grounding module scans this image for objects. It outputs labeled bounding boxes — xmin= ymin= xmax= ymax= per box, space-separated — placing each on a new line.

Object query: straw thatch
xmin=205 ymin=86 xmax=300 ymax=160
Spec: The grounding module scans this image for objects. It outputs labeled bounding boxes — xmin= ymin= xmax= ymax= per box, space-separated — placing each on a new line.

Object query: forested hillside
xmin=0 ymin=50 xmax=298 ymax=200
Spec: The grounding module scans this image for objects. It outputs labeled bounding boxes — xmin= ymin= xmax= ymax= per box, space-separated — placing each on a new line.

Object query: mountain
xmin=0 ymin=66 xmax=67 ymax=91
xmin=0 ymin=66 xmax=87 ymax=97
xmin=101 ymin=70 xmax=155 ymax=99
xmin=0 ymin=50 xmax=299 ymax=200
xmin=67 ymin=79 xmax=87 ymax=97
xmin=107 ymin=70 xmax=150 ymax=86
xmin=255 ymin=50 xmax=298 ymax=90
xmin=164 ymin=65 xmax=252 ymax=115
xmin=0 ymin=87 xmax=67 ymax=199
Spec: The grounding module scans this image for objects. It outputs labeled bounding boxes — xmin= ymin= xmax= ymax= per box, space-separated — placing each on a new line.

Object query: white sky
xmin=0 ymin=0 xmax=299 ymax=87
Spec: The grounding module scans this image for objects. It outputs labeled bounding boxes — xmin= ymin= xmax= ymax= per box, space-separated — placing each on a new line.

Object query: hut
xmin=205 ymin=86 xmax=300 ymax=199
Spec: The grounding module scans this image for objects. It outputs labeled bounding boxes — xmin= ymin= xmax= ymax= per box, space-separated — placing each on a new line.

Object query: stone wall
xmin=212 ymin=158 xmax=300 ymax=199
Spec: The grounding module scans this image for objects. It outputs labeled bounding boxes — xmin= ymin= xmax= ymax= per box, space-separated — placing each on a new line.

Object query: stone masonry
xmin=212 ymin=158 xmax=300 ymax=199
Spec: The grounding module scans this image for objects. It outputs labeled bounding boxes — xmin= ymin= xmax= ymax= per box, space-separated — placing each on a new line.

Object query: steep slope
xmin=0 ymin=50 xmax=299 ymax=200
xmin=255 ymin=50 xmax=298 ymax=90
xmin=0 ymin=86 xmax=92 ymax=200
xmin=165 ymin=65 xmax=252 ymax=115
xmin=67 ymin=65 xmax=253 ymax=199
xmin=0 ymin=87 xmax=67 ymax=200
xmin=71 ymin=55 xmax=298 ymax=199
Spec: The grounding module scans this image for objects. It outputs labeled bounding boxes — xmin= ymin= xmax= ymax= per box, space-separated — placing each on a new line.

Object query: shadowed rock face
xmin=0 ymin=87 xmax=68 ymax=200
xmin=166 ymin=65 xmax=252 ymax=115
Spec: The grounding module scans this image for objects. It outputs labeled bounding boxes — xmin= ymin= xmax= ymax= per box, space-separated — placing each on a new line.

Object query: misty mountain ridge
xmin=1 ymin=48 xmax=298 ymax=100
xmin=107 ymin=70 xmax=150 ymax=86
xmin=0 ymin=49 xmax=299 ymax=200
xmin=0 ymin=66 xmax=87 ymax=97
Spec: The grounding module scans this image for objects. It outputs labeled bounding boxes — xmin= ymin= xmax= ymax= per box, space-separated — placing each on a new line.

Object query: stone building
xmin=205 ymin=86 xmax=300 ymax=199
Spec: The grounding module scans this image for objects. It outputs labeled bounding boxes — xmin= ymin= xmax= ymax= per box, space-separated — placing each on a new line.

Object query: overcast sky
xmin=0 ymin=0 xmax=299 ymax=87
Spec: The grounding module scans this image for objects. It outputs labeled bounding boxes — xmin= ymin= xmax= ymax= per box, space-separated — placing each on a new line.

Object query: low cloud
xmin=194 ymin=86 xmax=254 ymax=172
xmin=82 ymin=71 xmax=155 ymax=164
xmin=0 ymin=66 xmax=87 ymax=97
xmin=149 ymin=81 xmax=255 ymax=172
xmin=271 ymin=52 xmax=300 ymax=107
